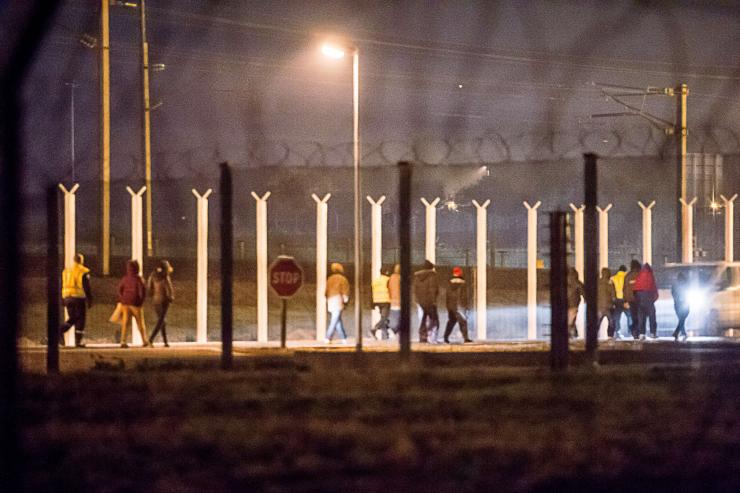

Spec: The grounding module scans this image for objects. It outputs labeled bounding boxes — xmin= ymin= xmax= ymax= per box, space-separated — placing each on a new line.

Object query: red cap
xmin=452 ymin=266 xmax=463 ymax=277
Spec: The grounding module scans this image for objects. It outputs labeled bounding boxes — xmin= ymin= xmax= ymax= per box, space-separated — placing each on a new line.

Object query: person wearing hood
xmin=671 ymin=271 xmax=690 ymax=342
xmin=118 ymin=259 xmax=151 ymax=348
xmin=370 ymin=266 xmax=391 ymax=340
xmin=147 ymin=260 xmax=175 ymax=347
xmin=633 ymin=263 xmax=659 ymax=340
xmin=387 ymin=264 xmax=401 ymax=335
xmin=60 ymin=253 xmax=93 ymax=347
xmin=325 ymin=262 xmax=350 ymax=344
xmin=598 ymin=267 xmax=616 ymax=339
xmin=610 ymin=265 xmax=628 ymax=339
xmin=414 ymin=260 xmax=440 ymax=343
xmin=444 ymin=266 xmax=472 ymax=343
xmin=567 ymin=267 xmax=584 ymax=339
xmin=623 ymin=259 xmax=642 ymax=338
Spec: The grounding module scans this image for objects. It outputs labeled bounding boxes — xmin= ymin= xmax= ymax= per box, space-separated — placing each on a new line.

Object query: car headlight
xmin=686 ymin=288 xmax=707 ymax=310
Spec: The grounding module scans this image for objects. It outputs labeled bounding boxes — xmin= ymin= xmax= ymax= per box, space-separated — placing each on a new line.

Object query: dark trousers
xmin=673 ymin=307 xmax=689 ymax=338
xmin=612 ymin=299 xmax=626 ymax=336
xmin=149 ymin=302 xmax=170 ymax=344
xmin=444 ymin=309 xmax=469 ymax=341
xmin=636 ymin=291 xmax=657 ymax=337
xmin=627 ymin=301 xmax=639 ymax=338
xmin=61 ymin=297 xmax=86 ymax=344
xmin=372 ymin=303 xmax=391 ymax=339
xmin=418 ymin=304 xmax=439 ymax=342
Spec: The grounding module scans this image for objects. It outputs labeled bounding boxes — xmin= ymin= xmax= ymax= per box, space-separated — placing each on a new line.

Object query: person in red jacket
xmin=118 ymin=260 xmax=152 ymax=348
xmin=633 ymin=263 xmax=659 ymax=340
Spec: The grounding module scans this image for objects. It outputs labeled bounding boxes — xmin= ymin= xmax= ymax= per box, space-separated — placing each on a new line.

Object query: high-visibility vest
xmin=371 ymin=274 xmax=390 ymax=304
xmin=62 ymin=263 xmax=90 ymax=299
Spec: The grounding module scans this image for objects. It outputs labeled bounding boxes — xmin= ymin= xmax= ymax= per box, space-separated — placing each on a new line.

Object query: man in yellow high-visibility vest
xmin=370 ymin=267 xmax=391 ymax=339
xmin=60 ymin=253 xmax=93 ymax=347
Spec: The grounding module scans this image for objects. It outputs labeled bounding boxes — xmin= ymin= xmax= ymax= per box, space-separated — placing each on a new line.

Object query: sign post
xmin=269 ymin=256 xmax=304 ymax=348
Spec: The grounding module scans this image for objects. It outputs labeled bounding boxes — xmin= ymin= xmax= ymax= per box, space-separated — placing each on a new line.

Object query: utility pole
xmin=675 ymin=83 xmax=688 ymax=262
xmin=140 ymin=0 xmax=154 ymax=257
xmin=100 ymin=0 xmax=111 ymax=275
xmin=65 ymin=81 xmax=77 ymax=181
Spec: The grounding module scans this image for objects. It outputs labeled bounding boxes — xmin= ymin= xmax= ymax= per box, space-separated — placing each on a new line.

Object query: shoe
xmin=674 ymin=334 xmax=679 ymax=342
xmin=463 ymin=339 xmax=473 ymax=343
xmin=649 ymin=333 xmax=658 ymax=339
xmin=323 ymin=338 xmax=330 ymax=344
xmin=639 ymin=334 xmax=646 ymax=341
xmin=144 ymin=342 xmax=153 ymax=348
xmin=614 ymin=332 xmax=622 ymax=340
xmin=443 ymin=338 xmax=450 ymax=344
xmin=75 ymin=342 xmax=86 ymax=348
xmin=340 ymin=339 xmax=348 ymax=345
xmin=681 ymin=334 xmax=688 ymax=342
xmin=120 ymin=343 xmax=129 ymax=349
xmin=164 ymin=343 xmax=170 ymax=348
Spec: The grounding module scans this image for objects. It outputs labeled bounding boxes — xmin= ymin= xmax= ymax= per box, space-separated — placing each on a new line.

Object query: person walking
xmin=147 ymin=260 xmax=175 ymax=347
xmin=414 ymin=260 xmax=440 ymax=343
xmin=598 ymin=267 xmax=616 ymax=340
xmin=672 ymin=271 xmax=690 ymax=342
xmin=59 ymin=253 xmax=93 ymax=347
xmin=325 ymin=262 xmax=350 ymax=344
xmin=443 ymin=266 xmax=472 ymax=343
xmin=610 ymin=265 xmax=628 ymax=339
xmin=633 ymin=263 xmax=659 ymax=340
xmin=370 ymin=266 xmax=391 ymax=340
xmin=387 ymin=264 xmax=401 ymax=336
xmin=567 ymin=267 xmax=584 ymax=339
xmin=623 ymin=260 xmax=642 ymax=339
xmin=118 ymin=259 xmax=151 ymax=348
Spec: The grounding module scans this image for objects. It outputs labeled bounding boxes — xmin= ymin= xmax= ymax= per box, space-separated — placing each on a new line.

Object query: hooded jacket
xmin=445 ymin=275 xmax=468 ymax=311
xmin=414 ymin=261 xmax=439 ymax=306
xmin=326 ymin=263 xmax=350 ymax=299
xmin=118 ymin=261 xmax=146 ymax=307
xmin=147 ymin=261 xmax=174 ymax=305
xmin=598 ymin=268 xmax=616 ymax=312
xmin=633 ymin=264 xmax=658 ymax=301
xmin=623 ymin=262 xmax=642 ymax=303
xmin=567 ymin=269 xmax=584 ymax=309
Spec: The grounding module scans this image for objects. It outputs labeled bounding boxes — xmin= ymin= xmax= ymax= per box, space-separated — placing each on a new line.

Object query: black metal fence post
xmin=550 ymin=211 xmax=568 ymax=371
xmin=584 ymin=153 xmax=599 ymax=361
xmin=220 ymin=162 xmax=233 ymax=370
xmin=46 ymin=186 xmax=60 ymax=373
xmin=398 ymin=161 xmax=412 ymax=360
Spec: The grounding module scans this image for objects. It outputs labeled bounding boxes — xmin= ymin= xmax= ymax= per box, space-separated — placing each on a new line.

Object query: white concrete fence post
xmin=680 ymin=197 xmax=697 ymax=263
xmin=252 ymin=191 xmax=271 ymax=343
xmin=312 ymin=193 xmax=331 ymax=341
xmin=523 ymin=201 xmax=541 ymax=340
xmin=420 ymin=198 xmax=440 ymax=264
xmin=59 ymin=183 xmax=80 ymax=347
xmin=192 ymin=189 xmax=212 ymax=343
xmin=638 ymin=201 xmax=656 ymax=265
xmin=569 ymin=203 xmax=585 ymax=339
xmin=126 ymin=186 xmax=146 ymax=346
xmin=366 ymin=195 xmax=386 ymax=329
xmin=721 ymin=194 xmax=737 ymax=263
xmin=472 ymin=199 xmax=490 ymax=340
xmin=596 ymin=204 xmax=612 ymax=270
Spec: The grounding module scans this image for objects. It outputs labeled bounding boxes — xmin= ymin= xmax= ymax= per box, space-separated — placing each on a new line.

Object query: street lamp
xmin=321 ymin=40 xmax=363 ymax=351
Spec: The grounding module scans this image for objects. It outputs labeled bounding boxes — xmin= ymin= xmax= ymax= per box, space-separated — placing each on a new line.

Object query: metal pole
xmin=192 ymin=189 xmax=211 ymax=343
xmin=680 ymin=197 xmax=697 ymax=263
xmin=312 ymin=193 xmax=330 ymax=341
xmin=597 ymin=204 xmax=612 ymax=270
xmin=353 ymin=48 xmax=362 ymax=351
xmin=252 ymin=191 xmax=271 ymax=343
xmin=675 ymin=83 xmax=688 ymax=262
xmin=638 ymin=201 xmax=656 ymax=265
xmin=550 ymin=211 xmax=568 ymax=371
xmin=421 ymin=198 xmax=440 ymax=264
xmin=524 ymin=200 xmax=541 ymax=340
xmin=367 ymin=195 xmax=385 ymax=329
xmin=281 ymin=299 xmax=287 ymax=349
xmin=398 ymin=161 xmax=412 ymax=359
xmin=126 ymin=186 xmax=145 ymax=345
xmin=47 ymin=186 xmax=60 ymax=374
xmin=220 ymin=163 xmax=233 ymax=370
xmin=100 ymin=0 xmax=110 ymax=275
xmin=140 ymin=0 xmax=154 ymax=257
xmin=473 ymin=199 xmax=490 ymax=340
xmin=59 ymin=183 xmax=79 ymax=347
xmin=65 ymin=81 xmax=77 ymax=181
xmin=584 ymin=153 xmax=599 ymax=360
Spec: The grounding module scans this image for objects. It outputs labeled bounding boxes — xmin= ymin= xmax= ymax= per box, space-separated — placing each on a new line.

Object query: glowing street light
xmin=321 ymin=40 xmax=363 ymax=350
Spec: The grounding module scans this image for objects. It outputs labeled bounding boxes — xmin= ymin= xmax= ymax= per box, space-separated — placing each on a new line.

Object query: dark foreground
xmin=19 ymin=353 xmax=740 ymax=492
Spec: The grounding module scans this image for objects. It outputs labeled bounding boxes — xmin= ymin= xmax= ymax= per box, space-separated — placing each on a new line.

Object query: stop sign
xmin=269 ymin=256 xmax=304 ymax=298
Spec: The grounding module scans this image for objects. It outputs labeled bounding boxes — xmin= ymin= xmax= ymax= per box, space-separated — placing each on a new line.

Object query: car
xmin=655 ymin=262 xmax=740 ymax=337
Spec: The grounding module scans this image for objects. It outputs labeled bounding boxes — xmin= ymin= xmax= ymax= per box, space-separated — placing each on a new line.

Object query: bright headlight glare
xmin=686 ymin=288 xmax=707 ymax=309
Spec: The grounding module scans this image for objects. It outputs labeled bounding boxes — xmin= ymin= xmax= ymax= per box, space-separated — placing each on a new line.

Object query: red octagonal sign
xmin=269 ymin=255 xmax=304 ymax=299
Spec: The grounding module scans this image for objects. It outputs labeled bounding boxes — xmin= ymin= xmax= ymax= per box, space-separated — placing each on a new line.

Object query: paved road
xmin=18 ymin=337 xmax=740 ymax=373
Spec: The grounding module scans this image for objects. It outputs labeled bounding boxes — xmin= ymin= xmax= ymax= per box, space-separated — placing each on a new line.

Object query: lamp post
xmin=321 ymin=41 xmax=362 ymax=351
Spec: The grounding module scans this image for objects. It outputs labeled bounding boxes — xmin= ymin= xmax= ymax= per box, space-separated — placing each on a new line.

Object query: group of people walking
xmin=323 ymin=259 xmax=472 ymax=344
xmin=59 ymin=254 xmax=175 ymax=348
xmin=567 ymin=259 xmax=689 ymax=342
